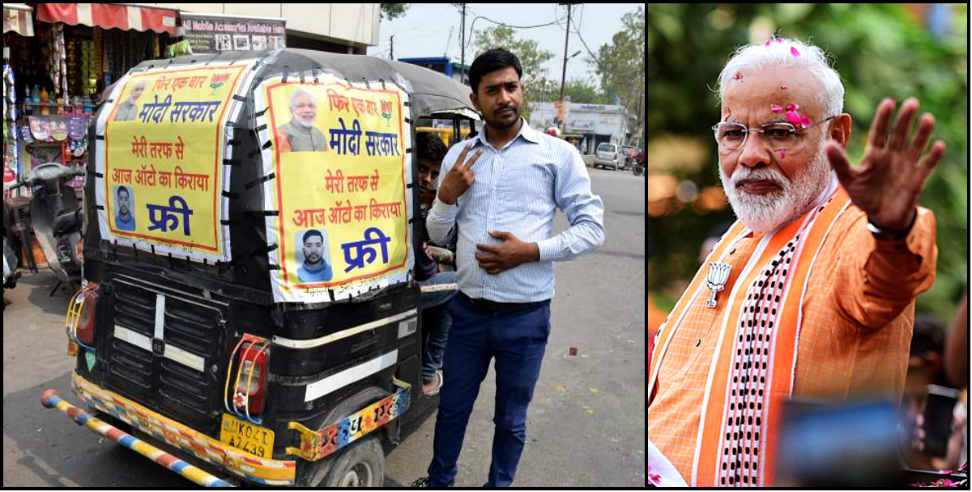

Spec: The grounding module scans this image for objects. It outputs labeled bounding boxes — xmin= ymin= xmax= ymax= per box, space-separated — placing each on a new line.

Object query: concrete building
xmin=141 ymin=3 xmax=381 ymax=53
xmin=528 ymin=101 xmax=634 ymax=154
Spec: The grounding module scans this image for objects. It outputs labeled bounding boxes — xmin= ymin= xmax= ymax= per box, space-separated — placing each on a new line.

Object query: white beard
xmin=295 ymin=115 xmax=316 ymax=128
xmin=720 ymin=143 xmax=832 ymax=234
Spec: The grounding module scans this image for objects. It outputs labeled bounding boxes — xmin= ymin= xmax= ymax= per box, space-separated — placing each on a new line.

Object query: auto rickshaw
xmin=41 ymin=48 xmax=479 ymax=487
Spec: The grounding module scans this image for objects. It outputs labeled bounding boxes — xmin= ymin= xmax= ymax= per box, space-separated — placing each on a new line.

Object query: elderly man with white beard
xmin=646 ymin=38 xmax=943 ymax=487
xmin=276 ymin=88 xmax=328 ymax=152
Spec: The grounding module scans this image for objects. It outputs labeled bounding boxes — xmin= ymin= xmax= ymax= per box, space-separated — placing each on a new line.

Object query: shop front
xmin=3 ymin=3 xmax=177 ymax=191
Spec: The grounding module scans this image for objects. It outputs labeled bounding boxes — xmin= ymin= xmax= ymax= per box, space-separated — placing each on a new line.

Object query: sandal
xmin=422 ymin=370 xmax=443 ymax=396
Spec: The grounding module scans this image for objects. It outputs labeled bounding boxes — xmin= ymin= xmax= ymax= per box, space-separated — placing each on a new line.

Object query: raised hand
xmin=825 ymin=98 xmax=945 ymax=232
xmin=437 ymin=144 xmax=484 ymax=205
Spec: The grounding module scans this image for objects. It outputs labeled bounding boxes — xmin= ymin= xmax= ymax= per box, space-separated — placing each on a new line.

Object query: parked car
xmin=593 ymin=143 xmax=621 ymax=170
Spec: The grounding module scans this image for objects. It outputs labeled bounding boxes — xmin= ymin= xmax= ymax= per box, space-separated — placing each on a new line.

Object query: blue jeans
xmin=418 ymin=271 xmax=457 ymax=383
xmin=427 ymin=293 xmax=552 ymax=487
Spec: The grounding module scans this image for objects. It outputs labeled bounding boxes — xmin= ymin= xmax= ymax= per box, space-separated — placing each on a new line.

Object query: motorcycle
xmin=633 ymin=160 xmax=645 ymax=176
xmin=8 ymin=162 xmax=85 ymax=293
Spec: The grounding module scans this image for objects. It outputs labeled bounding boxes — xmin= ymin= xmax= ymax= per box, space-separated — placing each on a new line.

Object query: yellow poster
xmin=261 ymin=77 xmax=410 ymax=300
xmin=101 ymin=64 xmax=250 ymax=261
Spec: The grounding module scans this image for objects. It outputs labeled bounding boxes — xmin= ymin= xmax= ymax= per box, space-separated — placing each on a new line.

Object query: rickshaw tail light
xmin=234 ymin=339 xmax=269 ymax=416
xmin=77 ymin=284 xmax=100 ymax=345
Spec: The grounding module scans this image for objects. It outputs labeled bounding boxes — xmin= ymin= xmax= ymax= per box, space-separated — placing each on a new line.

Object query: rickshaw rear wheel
xmin=295 ymin=386 xmax=390 ymax=486
xmin=322 ymin=436 xmax=384 ymax=487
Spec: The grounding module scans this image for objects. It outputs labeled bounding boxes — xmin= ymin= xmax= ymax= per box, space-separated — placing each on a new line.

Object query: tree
xmin=472 ymin=24 xmax=555 ymax=121
xmin=564 ymin=78 xmax=609 ymax=105
xmin=380 ymin=4 xmax=409 ymax=21
xmin=590 ymin=6 xmax=645 ymax=118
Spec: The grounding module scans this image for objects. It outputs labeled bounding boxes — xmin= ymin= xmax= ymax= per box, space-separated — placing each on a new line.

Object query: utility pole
xmin=558 ymin=3 xmax=572 ymax=131
xmin=390 ymin=35 xmax=394 ymax=60
xmin=559 ymin=3 xmax=571 ymax=102
xmin=460 ymin=4 xmax=466 ymax=79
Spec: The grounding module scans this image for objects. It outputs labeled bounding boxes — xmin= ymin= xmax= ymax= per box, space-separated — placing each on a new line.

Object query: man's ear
xmin=470 ymin=91 xmax=481 ymax=114
xmin=830 ymin=113 xmax=852 ymax=148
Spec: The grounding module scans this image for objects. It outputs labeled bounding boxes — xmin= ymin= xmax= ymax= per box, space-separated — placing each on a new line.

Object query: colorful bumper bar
xmin=41 ymin=389 xmax=235 ymax=488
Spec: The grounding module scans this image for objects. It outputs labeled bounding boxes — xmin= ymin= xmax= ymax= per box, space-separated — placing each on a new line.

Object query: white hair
xmin=717 ymin=38 xmax=844 ymax=118
xmin=289 ymin=88 xmax=316 ymax=110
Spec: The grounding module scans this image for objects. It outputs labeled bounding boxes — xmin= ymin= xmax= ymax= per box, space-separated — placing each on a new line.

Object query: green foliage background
xmin=647 ymin=4 xmax=968 ymax=322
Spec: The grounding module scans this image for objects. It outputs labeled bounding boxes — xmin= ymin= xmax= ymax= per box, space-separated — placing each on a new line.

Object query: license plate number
xmin=219 ymin=413 xmax=274 ymax=458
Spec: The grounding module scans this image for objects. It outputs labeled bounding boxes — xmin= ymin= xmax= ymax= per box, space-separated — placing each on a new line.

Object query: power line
xmin=568 ymin=12 xmax=600 ymax=64
xmin=464 ymin=14 xmax=567 ymax=54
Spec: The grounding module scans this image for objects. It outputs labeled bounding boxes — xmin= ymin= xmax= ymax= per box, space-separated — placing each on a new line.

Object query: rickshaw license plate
xmin=219 ymin=413 xmax=274 ymax=458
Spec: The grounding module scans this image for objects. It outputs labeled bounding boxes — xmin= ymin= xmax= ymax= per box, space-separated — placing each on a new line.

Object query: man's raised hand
xmin=437 ymin=144 xmax=484 ymax=205
xmin=825 ymin=97 xmax=945 ymax=232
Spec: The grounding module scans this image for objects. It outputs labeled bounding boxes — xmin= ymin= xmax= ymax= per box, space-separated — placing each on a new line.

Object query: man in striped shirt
xmin=412 ymin=48 xmax=605 ymax=487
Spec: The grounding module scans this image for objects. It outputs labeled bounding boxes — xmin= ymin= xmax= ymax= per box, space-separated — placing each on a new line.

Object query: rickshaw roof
xmin=131 ymin=49 xmax=479 ymax=121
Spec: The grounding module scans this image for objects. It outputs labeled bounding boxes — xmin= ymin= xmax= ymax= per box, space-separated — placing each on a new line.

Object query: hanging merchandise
xmin=68 ymin=136 xmax=88 ymax=157
xmin=66 ymin=36 xmax=80 ymax=97
xmin=55 ymin=23 xmax=68 ymax=99
xmin=20 ymin=124 xmax=33 ymax=144
xmin=93 ymin=28 xmax=103 ymax=93
xmin=47 ymin=25 xmax=58 ymax=98
xmin=50 ymin=116 xmax=68 ymax=141
xmin=3 ymin=63 xmax=18 ymax=185
xmin=67 ymin=116 xmax=87 ymax=140
xmin=28 ymin=116 xmax=50 ymax=142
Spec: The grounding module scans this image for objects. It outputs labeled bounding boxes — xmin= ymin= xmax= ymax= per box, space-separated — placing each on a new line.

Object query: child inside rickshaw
xmin=414 ymin=132 xmax=458 ymax=396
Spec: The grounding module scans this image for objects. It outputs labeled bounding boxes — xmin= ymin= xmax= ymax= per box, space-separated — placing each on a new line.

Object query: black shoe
xmin=412 ymin=477 xmax=431 ymax=487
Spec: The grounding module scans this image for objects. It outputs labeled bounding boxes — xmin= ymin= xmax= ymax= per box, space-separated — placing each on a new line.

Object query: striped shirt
xmin=426 ymin=119 xmax=605 ymax=303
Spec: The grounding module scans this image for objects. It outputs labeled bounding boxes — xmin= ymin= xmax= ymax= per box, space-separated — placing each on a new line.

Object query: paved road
xmin=2 ymin=167 xmax=645 ymax=487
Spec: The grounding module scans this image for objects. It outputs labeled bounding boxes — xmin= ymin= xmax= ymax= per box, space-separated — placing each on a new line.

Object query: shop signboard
xmin=253 ymin=73 xmax=413 ymax=304
xmin=94 ymin=60 xmax=259 ymax=263
xmin=181 ymin=13 xmax=286 ymax=54
xmin=565 ymin=113 xmax=597 ymax=133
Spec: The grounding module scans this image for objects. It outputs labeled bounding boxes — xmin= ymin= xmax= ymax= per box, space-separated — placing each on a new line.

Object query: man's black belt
xmin=458 ymin=291 xmax=549 ymax=314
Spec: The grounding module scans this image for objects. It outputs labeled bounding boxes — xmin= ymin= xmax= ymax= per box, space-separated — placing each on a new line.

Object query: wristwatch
xmin=867 ymin=209 xmax=917 ymax=241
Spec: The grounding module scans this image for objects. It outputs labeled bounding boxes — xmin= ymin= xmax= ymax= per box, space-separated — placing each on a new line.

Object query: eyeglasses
xmin=712 ymin=116 xmax=836 ymax=152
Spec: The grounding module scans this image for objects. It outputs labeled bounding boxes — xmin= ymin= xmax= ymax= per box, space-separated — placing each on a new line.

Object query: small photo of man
xmin=114 ymin=185 xmax=135 ymax=231
xmin=275 ymin=88 xmax=328 ymax=152
xmin=296 ymin=229 xmax=333 ymax=283
xmin=233 ymin=34 xmax=250 ymax=51
xmin=216 ymin=34 xmax=232 ymax=52
xmin=251 ymin=35 xmax=267 ymax=51
xmin=113 ymin=80 xmax=146 ymax=122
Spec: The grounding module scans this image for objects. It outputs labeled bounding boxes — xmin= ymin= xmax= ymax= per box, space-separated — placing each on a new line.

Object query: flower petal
xmin=771 ymin=104 xmax=783 ymax=113
xmin=786 ymin=103 xmax=799 ymax=111
xmin=800 ymin=115 xmax=811 ymax=128
xmin=777 ymin=38 xmax=783 ymax=43
xmin=780 ymin=85 xmax=788 ymax=90
xmin=791 ymin=46 xmax=800 ymax=57
xmin=785 ymin=110 xmax=802 ymax=126
xmin=779 ymin=149 xmax=786 ymax=159
xmin=765 ymin=39 xmax=771 ymax=47
xmin=734 ymin=72 xmax=743 ymax=80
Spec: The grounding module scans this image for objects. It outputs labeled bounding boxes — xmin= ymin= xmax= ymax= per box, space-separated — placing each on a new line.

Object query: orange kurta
xmin=646 ymin=194 xmax=937 ymax=485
